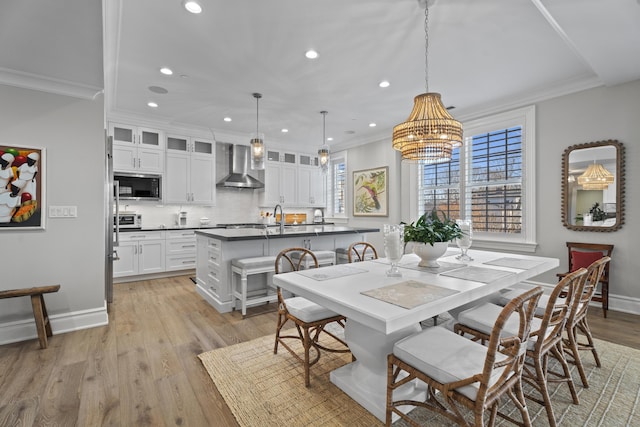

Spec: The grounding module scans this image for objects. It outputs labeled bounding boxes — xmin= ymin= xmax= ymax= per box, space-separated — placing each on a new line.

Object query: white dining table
xmin=272 ymin=249 xmax=559 ymax=422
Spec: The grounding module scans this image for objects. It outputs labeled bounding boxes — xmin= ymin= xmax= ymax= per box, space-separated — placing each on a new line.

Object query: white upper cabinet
xmin=264 ymin=150 xmax=297 ymax=205
xmin=165 ymin=135 xmax=216 ymax=205
xmin=109 ymin=123 xmax=164 ymax=173
xmin=298 ymin=165 xmax=326 ymax=207
xmin=263 ymin=150 xmax=327 ymax=207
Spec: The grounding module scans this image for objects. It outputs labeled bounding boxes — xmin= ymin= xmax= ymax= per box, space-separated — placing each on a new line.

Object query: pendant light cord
xmin=253 ymin=92 xmax=262 ymax=135
xmin=322 ymin=111 xmax=327 ymax=143
xmin=424 ymin=3 xmax=429 ymax=93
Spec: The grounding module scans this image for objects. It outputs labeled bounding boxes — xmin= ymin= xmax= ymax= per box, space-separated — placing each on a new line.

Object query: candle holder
xmin=455 ymin=219 xmax=473 ymax=262
xmin=383 ymin=224 xmax=404 ymax=277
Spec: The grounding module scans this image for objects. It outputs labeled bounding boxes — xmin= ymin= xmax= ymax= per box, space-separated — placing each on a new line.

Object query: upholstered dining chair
xmin=454 ymin=268 xmax=588 ymax=427
xmin=386 ymin=286 xmax=543 ymax=427
xmin=273 ymin=247 xmax=350 ymax=387
xmin=347 ymin=241 xmax=378 ymax=263
xmin=556 ymin=242 xmax=613 ymax=317
xmin=563 ymin=256 xmax=611 ymax=388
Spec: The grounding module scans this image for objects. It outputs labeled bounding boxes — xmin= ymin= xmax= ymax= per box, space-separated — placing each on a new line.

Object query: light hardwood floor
xmin=0 ymin=275 xmax=638 ymax=426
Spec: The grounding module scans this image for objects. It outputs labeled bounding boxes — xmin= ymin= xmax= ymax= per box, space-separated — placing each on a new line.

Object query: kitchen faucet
xmin=274 ymin=204 xmax=284 ymax=235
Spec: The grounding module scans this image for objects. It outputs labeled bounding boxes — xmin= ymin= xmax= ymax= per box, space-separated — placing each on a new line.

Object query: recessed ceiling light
xmin=327 ymin=137 xmax=333 ymax=141
xmin=369 ymin=123 xmax=377 ymax=127
xmin=160 ymin=67 xmax=173 ymax=75
xmin=305 ymin=50 xmax=319 ymax=59
xmin=223 ymin=117 xmax=232 ymax=122
xmin=183 ymin=1 xmax=202 ymax=14
xmin=281 ymin=129 xmax=289 ymax=133
xmin=379 ymin=81 xmax=390 ymax=88
xmin=147 ymin=102 xmax=158 ymax=108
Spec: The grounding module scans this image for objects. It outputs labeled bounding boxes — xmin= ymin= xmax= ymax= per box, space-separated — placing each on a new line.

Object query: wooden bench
xmin=0 ymin=285 xmax=60 ymax=348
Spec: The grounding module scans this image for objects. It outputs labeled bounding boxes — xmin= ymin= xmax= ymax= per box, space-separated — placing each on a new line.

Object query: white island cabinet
xmin=194 ymin=225 xmax=378 ymax=313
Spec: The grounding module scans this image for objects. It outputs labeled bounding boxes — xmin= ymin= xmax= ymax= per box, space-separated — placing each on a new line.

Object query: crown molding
xmin=0 ymin=67 xmax=103 ymax=100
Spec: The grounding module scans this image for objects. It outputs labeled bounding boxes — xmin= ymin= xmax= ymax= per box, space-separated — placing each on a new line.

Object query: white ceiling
xmin=2 ymin=0 xmax=640 ymax=151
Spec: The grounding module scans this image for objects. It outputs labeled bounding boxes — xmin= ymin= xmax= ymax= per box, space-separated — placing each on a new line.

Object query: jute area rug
xmin=198 ymin=332 xmax=640 ymax=426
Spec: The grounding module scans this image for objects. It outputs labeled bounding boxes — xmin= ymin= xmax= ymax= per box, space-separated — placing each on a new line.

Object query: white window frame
xmin=328 ymin=150 xmax=347 ymax=219
xmin=415 ymin=105 xmax=537 ymax=252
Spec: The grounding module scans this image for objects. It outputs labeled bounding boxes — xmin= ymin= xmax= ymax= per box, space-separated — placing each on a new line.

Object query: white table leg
xmin=330 ymin=319 xmax=426 ymax=422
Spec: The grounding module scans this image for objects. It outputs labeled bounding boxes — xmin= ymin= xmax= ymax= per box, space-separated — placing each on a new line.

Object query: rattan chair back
xmin=563 ymin=256 xmax=611 ymax=388
xmin=275 ymin=247 xmax=318 ymax=274
xmin=570 ymin=256 xmax=611 ymax=325
xmin=476 ymin=286 xmax=543 ymax=404
xmin=531 ymin=267 xmax=587 ymax=355
xmin=347 ymin=242 xmax=378 ymax=263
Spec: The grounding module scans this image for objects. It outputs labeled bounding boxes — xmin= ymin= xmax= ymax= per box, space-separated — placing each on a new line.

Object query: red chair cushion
xmin=571 ymin=250 xmax=603 ymax=271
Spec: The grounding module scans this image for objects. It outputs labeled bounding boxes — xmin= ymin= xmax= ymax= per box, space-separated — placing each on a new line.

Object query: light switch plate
xmin=48 ymin=205 xmax=78 ymax=218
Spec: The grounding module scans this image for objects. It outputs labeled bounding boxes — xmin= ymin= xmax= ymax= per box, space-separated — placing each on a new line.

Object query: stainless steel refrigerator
xmin=105 ymin=134 xmax=119 ymax=303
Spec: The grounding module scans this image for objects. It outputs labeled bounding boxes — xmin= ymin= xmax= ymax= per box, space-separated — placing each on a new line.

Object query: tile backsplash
xmin=119 ymin=188 xmax=316 ymax=227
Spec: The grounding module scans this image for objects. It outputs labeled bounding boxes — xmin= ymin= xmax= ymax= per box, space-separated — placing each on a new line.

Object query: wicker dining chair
xmin=386 ymin=286 xmax=543 ymax=427
xmin=455 ymin=268 xmax=588 ymax=427
xmin=347 ymin=241 xmax=378 ymax=263
xmin=563 ymin=256 xmax=611 ymax=388
xmin=273 ymin=247 xmax=350 ymax=387
xmin=556 ymin=242 xmax=613 ymax=317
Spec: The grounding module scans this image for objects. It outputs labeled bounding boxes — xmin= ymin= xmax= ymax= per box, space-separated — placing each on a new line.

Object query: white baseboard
xmin=521 ymin=280 xmax=640 ymax=315
xmin=0 ymin=302 xmax=109 ymax=346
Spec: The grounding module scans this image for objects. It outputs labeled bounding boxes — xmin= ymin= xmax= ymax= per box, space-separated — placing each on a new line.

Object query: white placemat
xmin=372 ymin=258 xmax=465 ymax=274
xmin=361 ymin=280 xmax=460 ymax=309
xmin=483 ymin=257 xmax=545 ymax=270
xmin=400 ymin=260 xmax=465 ymax=274
xmin=296 ymin=265 xmax=368 ymax=281
xmin=440 ymin=266 xmax=516 ymax=283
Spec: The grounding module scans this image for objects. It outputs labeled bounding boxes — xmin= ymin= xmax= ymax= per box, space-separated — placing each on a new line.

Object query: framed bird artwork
xmin=353 ymin=166 xmax=388 ymax=217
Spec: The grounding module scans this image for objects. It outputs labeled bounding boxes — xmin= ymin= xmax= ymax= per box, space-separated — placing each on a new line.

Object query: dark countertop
xmin=194 ymin=225 xmax=379 ymax=241
xmin=119 ymin=225 xmax=223 ymax=232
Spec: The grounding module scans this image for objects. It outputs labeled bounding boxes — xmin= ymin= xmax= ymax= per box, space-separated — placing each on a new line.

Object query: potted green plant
xmin=403 ymin=210 xmax=463 ymax=267
xmin=589 ymin=202 xmax=606 ymax=222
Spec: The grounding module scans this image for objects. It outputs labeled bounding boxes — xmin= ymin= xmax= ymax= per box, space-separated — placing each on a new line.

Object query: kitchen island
xmin=194 ymin=225 xmax=379 ymax=313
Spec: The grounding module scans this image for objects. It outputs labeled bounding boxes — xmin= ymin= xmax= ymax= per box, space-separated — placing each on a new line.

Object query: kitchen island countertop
xmin=195 ymin=224 xmax=379 ymax=313
xmin=194 ymin=225 xmax=379 ymax=241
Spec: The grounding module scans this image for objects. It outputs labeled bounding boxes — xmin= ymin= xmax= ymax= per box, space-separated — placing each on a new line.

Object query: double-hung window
xmin=329 ymin=151 xmax=347 ymax=217
xmin=417 ymin=106 xmax=536 ymax=251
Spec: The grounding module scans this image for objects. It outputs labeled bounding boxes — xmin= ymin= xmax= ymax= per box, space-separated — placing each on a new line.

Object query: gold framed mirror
xmin=561 ymin=140 xmax=625 ymax=231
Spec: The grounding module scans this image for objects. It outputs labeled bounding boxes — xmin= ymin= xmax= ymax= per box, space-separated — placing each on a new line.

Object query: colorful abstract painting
xmin=0 ymin=145 xmax=45 ymax=230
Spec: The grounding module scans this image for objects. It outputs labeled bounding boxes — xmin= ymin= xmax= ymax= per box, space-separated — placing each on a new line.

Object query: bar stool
xmin=336 ymin=247 xmax=350 ymax=264
xmin=290 ymin=250 xmax=336 ymax=269
xmin=231 ymin=255 xmax=278 ymax=317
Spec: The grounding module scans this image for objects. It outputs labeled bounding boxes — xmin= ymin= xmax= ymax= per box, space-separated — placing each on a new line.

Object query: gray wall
xmin=346 ymin=138 xmax=402 ymax=252
xmin=533 ymin=79 xmax=638 ymax=312
xmin=0 ymin=84 xmax=106 ymax=341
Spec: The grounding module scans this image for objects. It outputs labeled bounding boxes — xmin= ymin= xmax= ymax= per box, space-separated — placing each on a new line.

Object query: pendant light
xmin=250 ymin=93 xmax=265 ymax=170
xmin=392 ymin=0 xmax=463 ymax=163
xmin=578 ymin=161 xmax=614 ymax=190
xmin=318 ymin=111 xmax=330 ymax=173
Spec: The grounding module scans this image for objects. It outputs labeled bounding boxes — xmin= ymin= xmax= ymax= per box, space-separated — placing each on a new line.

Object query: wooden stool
xmin=0 ymin=285 xmax=60 ymax=349
xmin=231 ymin=256 xmax=278 ymax=317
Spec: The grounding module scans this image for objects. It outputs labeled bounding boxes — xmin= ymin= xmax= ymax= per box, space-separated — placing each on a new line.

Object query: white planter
xmin=412 ymin=242 xmax=449 ymax=267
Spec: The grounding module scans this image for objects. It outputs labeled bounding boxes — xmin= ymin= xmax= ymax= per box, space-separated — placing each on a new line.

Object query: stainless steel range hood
xmin=216 ymin=144 xmax=264 ymax=189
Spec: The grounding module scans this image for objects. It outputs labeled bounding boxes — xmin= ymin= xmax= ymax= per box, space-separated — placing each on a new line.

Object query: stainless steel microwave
xmin=114 ymin=173 xmax=161 ymax=201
